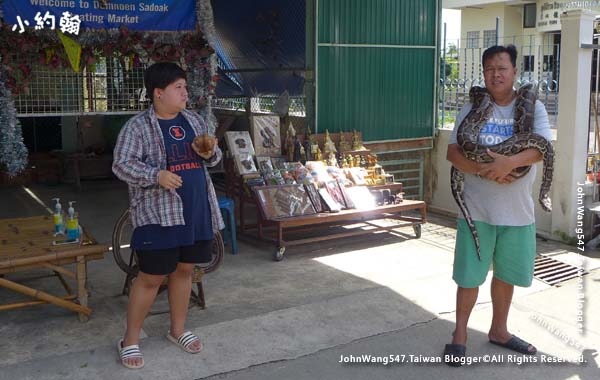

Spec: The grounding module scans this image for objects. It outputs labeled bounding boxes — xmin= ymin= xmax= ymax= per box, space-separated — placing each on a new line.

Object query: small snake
xmin=451 ymin=83 xmax=554 ymax=260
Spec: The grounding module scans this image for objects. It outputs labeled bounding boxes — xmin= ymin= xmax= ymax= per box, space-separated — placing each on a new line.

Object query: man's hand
xmin=192 ymin=135 xmax=218 ymax=160
xmin=158 ymin=170 xmax=183 ymax=189
xmin=478 ymin=149 xmax=516 ymax=184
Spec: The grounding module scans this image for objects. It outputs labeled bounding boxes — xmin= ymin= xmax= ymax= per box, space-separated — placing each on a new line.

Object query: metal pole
xmin=495 ymin=17 xmax=500 ymax=45
xmin=442 ymin=23 xmax=447 ymax=129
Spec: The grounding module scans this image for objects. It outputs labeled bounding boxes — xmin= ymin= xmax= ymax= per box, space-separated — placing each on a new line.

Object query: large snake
xmin=450 ymin=83 xmax=554 ymax=260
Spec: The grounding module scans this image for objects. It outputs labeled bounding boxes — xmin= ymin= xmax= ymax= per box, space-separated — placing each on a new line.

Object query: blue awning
xmin=212 ymin=0 xmax=306 ymax=97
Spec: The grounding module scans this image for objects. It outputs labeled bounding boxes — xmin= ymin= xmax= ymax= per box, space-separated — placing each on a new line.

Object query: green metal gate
xmin=315 ymin=0 xmax=439 ymax=141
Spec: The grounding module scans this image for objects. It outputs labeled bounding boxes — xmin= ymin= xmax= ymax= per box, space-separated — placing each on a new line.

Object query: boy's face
xmin=483 ymin=52 xmax=517 ymax=100
xmin=155 ymin=78 xmax=188 ymax=111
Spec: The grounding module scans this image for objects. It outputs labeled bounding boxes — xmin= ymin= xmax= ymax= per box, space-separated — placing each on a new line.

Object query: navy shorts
xmin=136 ymin=239 xmax=213 ymax=275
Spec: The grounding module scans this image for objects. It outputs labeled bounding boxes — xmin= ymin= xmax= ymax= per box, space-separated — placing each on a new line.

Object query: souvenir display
xmin=345 ymin=186 xmax=376 ymax=210
xmin=254 ymin=185 xmax=316 ymax=219
xmin=324 ymin=180 xmax=347 ymax=209
xmin=256 ymin=156 xmax=274 ymax=173
xmin=234 ymin=153 xmax=258 ymax=175
xmin=318 ymin=188 xmax=342 ymax=212
xmin=225 ymin=131 xmax=255 ymax=156
xmin=250 ymin=115 xmax=281 ymax=156
xmin=304 ymin=182 xmax=324 ymax=213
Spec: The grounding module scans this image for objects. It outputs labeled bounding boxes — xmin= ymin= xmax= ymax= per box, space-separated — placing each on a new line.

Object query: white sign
xmin=537 ymin=0 xmax=600 ymax=32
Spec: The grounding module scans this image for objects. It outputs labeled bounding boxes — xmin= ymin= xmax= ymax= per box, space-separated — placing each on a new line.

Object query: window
xmin=466 ymin=31 xmax=479 ymax=49
xmin=523 ymin=55 xmax=535 ymax=72
xmin=523 ymin=3 xmax=536 ymax=28
xmin=483 ymin=30 xmax=497 ymax=48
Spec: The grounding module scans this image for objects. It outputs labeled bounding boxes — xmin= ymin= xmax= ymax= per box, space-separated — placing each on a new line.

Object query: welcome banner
xmin=2 ymin=0 xmax=197 ymax=32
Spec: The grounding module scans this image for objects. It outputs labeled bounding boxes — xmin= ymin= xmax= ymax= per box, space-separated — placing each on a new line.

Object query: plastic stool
xmin=218 ymin=196 xmax=238 ymax=255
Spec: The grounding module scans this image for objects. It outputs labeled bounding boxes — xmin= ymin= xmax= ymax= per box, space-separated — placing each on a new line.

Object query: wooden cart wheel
xmin=273 ymin=247 xmax=285 ymax=262
xmin=112 ymin=208 xmax=225 ymax=277
xmin=413 ymin=224 xmax=422 ymax=239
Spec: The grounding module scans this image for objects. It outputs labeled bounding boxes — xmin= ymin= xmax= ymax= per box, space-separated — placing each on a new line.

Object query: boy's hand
xmin=158 ymin=170 xmax=182 ymax=189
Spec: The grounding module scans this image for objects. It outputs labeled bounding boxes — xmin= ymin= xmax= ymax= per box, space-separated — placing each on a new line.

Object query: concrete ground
xmin=0 ymin=179 xmax=598 ymax=380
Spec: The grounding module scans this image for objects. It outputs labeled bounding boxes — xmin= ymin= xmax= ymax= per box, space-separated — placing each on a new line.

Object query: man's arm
xmin=479 ymin=148 xmax=542 ymax=184
xmin=447 ymin=143 xmax=483 ymax=175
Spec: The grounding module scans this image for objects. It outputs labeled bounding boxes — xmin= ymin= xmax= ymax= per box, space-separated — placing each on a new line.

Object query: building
xmin=442 ymin=1 xmax=600 ymax=88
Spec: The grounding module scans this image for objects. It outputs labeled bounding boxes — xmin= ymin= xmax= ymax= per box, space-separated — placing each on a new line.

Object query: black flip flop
xmin=489 ymin=335 xmax=537 ymax=355
xmin=443 ymin=343 xmax=466 ymax=367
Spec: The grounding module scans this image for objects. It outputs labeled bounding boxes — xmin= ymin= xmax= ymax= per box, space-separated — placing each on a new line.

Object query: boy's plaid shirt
xmin=112 ymin=105 xmax=225 ymax=232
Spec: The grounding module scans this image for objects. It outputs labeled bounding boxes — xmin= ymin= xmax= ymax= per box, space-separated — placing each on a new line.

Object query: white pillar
xmin=551 ymin=10 xmax=595 ymax=239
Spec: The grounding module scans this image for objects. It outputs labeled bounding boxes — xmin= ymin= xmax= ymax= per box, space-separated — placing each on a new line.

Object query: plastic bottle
xmin=52 ymin=198 xmax=65 ymax=235
xmin=66 ymin=201 xmax=80 ymax=240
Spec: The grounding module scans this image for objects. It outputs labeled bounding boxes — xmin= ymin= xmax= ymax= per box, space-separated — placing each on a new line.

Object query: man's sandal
xmin=167 ymin=331 xmax=203 ymax=354
xmin=117 ymin=339 xmax=144 ymax=369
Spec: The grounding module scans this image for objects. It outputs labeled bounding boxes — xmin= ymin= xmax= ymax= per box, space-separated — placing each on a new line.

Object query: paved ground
xmin=0 ymin=180 xmax=598 ymax=380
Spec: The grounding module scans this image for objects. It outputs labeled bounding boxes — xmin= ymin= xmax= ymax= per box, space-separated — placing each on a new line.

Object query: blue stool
xmin=218 ymin=196 xmax=238 ymax=255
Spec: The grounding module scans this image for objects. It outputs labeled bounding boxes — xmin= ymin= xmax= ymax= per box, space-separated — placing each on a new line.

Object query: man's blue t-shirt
xmin=131 ymin=113 xmax=213 ymax=250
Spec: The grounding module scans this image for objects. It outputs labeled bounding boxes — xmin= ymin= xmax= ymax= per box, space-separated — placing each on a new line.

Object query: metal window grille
xmin=483 ymin=29 xmax=496 ymax=48
xmin=11 ymin=54 xmax=148 ymax=117
xmin=466 ymin=31 xmax=479 ymax=49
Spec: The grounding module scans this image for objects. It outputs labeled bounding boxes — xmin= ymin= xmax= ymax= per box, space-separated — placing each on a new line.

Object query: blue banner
xmin=2 ymin=0 xmax=197 ymax=32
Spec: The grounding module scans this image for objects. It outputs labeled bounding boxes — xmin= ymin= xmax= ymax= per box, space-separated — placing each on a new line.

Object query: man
xmin=444 ymin=45 xmax=553 ymax=366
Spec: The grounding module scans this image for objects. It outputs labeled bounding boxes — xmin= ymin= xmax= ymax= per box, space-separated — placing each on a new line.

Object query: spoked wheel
xmin=112 ymin=208 xmax=225 ymax=296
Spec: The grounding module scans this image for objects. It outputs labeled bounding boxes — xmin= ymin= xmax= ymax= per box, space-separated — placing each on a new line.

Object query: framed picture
xmin=338 ymin=181 xmax=355 ymax=209
xmin=250 ymin=115 xmax=281 ymax=157
xmin=324 ymin=180 xmax=347 ymax=209
xmin=344 ymin=186 xmax=376 ymax=210
xmin=271 ymin=157 xmax=287 ymax=170
xmin=304 ymin=183 xmax=323 ymax=213
xmin=234 ymin=153 xmax=258 ymax=175
xmin=318 ymin=188 xmax=342 ymax=212
xmin=225 ymin=131 xmax=255 ymax=156
xmin=256 ymin=156 xmax=274 ymax=173
xmin=347 ymin=167 xmax=368 ymax=186
xmin=254 ymin=185 xmax=316 ymax=220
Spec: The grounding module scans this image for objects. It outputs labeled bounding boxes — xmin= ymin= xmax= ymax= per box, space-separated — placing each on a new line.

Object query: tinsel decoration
xmin=0 ymin=55 xmax=29 ymax=177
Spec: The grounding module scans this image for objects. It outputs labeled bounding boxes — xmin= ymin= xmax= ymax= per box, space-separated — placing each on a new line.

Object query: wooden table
xmin=0 ymin=215 xmax=109 ymax=321
xmin=258 ymin=199 xmax=427 ymax=261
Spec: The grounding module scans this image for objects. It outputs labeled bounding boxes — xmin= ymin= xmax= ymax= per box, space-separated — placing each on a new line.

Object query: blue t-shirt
xmin=131 ymin=113 xmax=213 ymax=250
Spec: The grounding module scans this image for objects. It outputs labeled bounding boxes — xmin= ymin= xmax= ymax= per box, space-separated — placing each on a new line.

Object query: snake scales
xmin=450 ymin=83 xmax=555 ymax=260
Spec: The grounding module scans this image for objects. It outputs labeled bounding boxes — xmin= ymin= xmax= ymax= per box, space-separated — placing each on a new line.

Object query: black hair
xmin=144 ymin=62 xmax=186 ymax=103
xmin=482 ymin=44 xmax=517 ymax=68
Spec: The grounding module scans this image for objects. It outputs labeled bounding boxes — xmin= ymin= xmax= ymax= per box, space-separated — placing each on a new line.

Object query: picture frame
xmin=256 ymin=156 xmax=274 ymax=173
xmin=347 ymin=167 xmax=368 ymax=186
xmin=254 ymin=185 xmax=316 ymax=220
xmin=337 ymin=180 xmax=355 ymax=209
xmin=344 ymin=186 xmax=376 ymax=210
xmin=234 ymin=153 xmax=258 ymax=175
xmin=225 ymin=131 xmax=255 ymax=156
xmin=250 ymin=115 xmax=281 ymax=157
xmin=324 ymin=180 xmax=347 ymax=209
xmin=304 ymin=182 xmax=324 ymax=213
xmin=318 ymin=188 xmax=342 ymax=212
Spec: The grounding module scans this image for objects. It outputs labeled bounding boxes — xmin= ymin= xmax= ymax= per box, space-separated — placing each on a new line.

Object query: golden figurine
xmin=327 ymin=152 xmax=338 ymax=167
xmin=338 ymin=131 xmax=350 ymax=152
xmin=315 ymin=147 xmax=323 ymax=161
xmin=353 ymin=155 xmax=361 ymax=168
xmin=323 ymin=129 xmax=337 ymax=154
xmin=351 ymin=129 xmax=366 ymax=151
xmin=346 ymin=154 xmax=354 ymax=167
xmin=285 ymin=123 xmax=296 ymax=162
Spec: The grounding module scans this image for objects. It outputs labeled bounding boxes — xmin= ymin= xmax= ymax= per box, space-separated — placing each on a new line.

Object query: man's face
xmin=483 ymin=52 xmax=517 ymax=99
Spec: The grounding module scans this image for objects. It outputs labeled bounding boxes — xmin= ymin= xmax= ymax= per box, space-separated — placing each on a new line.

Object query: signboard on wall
xmin=2 ymin=0 xmax=197 ymax=32
xmin=537 ymin=0 xmax=600 ymax=32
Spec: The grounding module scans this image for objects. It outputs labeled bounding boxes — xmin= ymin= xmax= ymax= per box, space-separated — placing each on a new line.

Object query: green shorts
xmin=453 ymin=219 xmax=536 ymax=288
